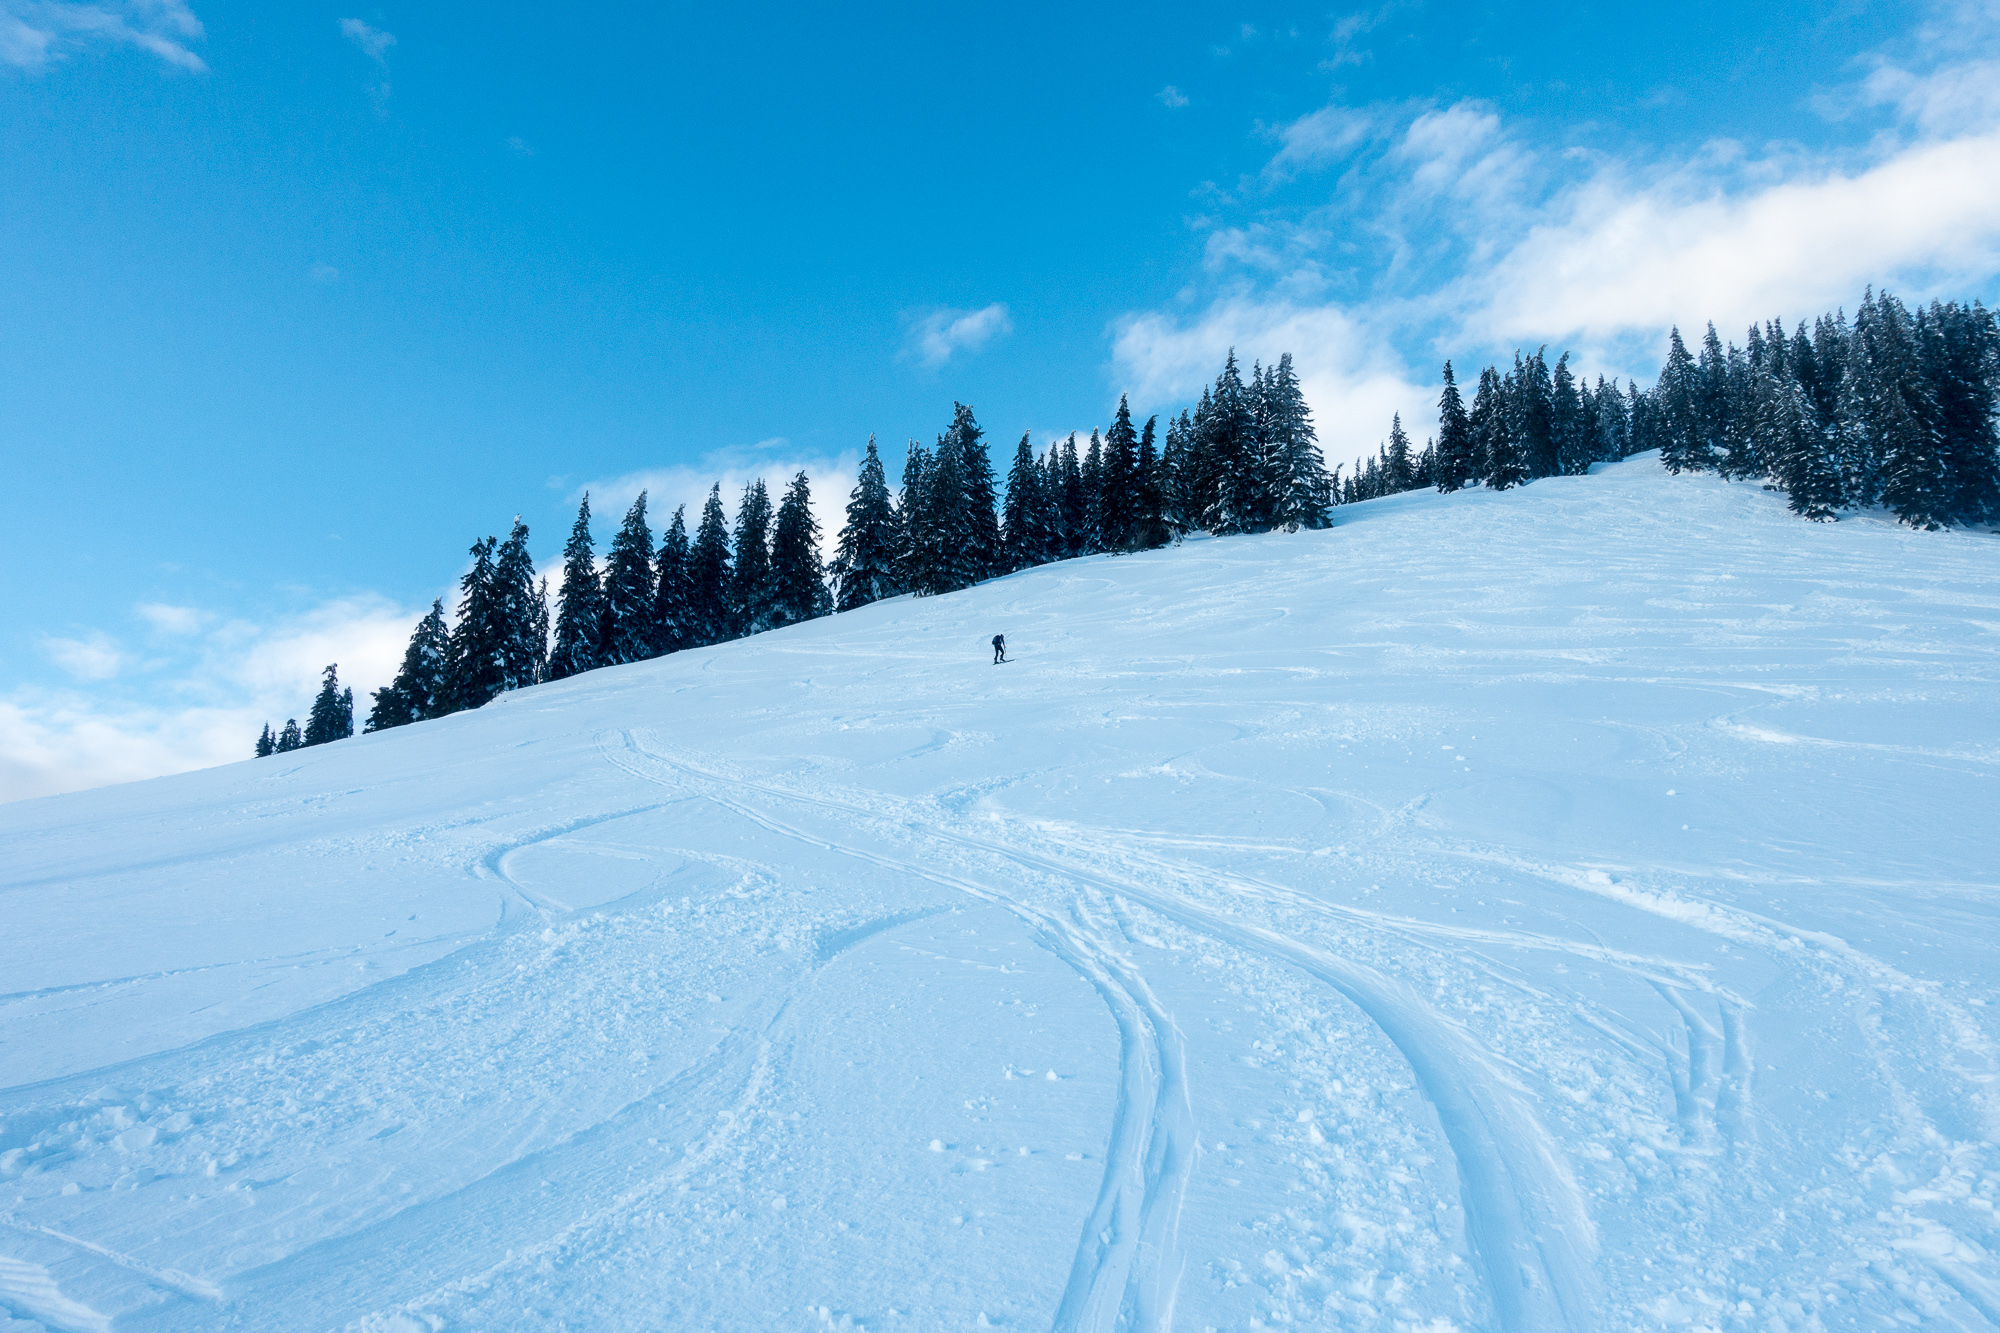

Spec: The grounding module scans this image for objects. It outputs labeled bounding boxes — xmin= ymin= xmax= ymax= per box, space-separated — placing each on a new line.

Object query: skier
xmin=992 ymin=633 xmax=1007 ymax=664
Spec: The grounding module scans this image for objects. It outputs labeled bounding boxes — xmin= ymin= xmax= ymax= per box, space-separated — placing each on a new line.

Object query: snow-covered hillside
xmin=4 ymin=455 xmax=1998 ymax=1333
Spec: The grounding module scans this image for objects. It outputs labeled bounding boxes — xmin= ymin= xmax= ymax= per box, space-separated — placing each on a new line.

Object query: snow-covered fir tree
xmin=768 ymin=471 xmax=831 ymax=628
xmin=548 ymin=497 xmax=603 ymax=681
xmin=653 ymin=505 xmax=693 ymax=654
xmin=600 ymin=493 xmax=657 ymax=665
xmin=830 ymin=436 xmax=903 ymax=611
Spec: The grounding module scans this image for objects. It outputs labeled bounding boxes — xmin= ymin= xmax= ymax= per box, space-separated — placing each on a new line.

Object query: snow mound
xmin=4 ymin=455 xmax=1998 ymax=1331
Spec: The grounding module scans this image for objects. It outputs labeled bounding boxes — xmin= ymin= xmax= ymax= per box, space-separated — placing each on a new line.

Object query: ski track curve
xmin=598 ymin=731 xmax=1197 ymax=1333
xmin=603 ymin=730 xmax=1600 ymax=1333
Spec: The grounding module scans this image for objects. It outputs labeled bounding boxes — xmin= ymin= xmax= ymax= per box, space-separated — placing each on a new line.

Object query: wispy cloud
xmin=1157 ymin=85 xmax=1189 ymax=109
xmin=339 ymin=15 xmax=392 ymax=60
xmin=1 ymin=0 xmax=205 ymax=71
xmin=339 ymin=15 xmax=392 ymax=106
xmin=3 ymin=594 xmax=421 ymax=802
xmin=39 ymin=630 xmax=127 ymax=681
xmin=903 ymin=303 xmax=1013 ymax=369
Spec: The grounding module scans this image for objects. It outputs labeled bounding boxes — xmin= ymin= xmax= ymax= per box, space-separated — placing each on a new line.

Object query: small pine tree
xmin=1656 ymin=327 xmax=1708 ymax=473
xmin=951 ymin=404 xmax=1002 ymax=581
xmin=769 ymin=471 xmax=832 ymax=628
xmin=1385 ymin=414 xmax=1414 ymax=493
xmin=548 ymin=497 xmax=603 ymax=681
xmin=276 ymin=718 xmax=304 ymax=752
xmin=255 ymin=723 xmax=275 ymax=758
xmin=831 ymin=436 xmax=904 ymax=610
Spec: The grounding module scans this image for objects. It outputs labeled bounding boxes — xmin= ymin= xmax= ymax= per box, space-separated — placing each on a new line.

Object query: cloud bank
xmin=1 ymin=0 xmax=205 ymax=70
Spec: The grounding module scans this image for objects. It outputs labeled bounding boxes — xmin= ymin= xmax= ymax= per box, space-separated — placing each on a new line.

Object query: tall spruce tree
xmin=442 ymin=537 xmax=508 ymax=711
xmin=304 ymin=664 xmax=353 ymax=746
xmin=653 ymin=505 xmax=693 ymax=653
xmin=1264 ymin=354 xmax=1330 ymax=529
xmin=255 ymin=723 xmax=275 ymax=757
xmin=1385 ymin=414 xmax=1414 ymax=493
xmin=1551 ymin=353 xmax=1591 ymax=475
xmin=1434 ymin=361 xmax=1475 ymax=493
xmin=1476 ymin=366 xmax=1527 ymax=489
xmin=687 ymin=485 xmax=734 ymax=646
xmin=950 ymin=404 xmax=1002 ymax=581
xmin=1080 ymin=429 xmax=1105 ymax=552
xmin=367 ymin=599 xmax=450 ymax=731
xmin=1210 ymin=351 xmax=1265 ymax=533
xmin=1656 ymin=328 xmax=1706 ymax=473
xmin=600 ymin=492 xmax=657 ymax=664
xmin=897 ymin=441 xmax=933 ymax=592
xmin=1100 ymin=396 xmax=1140 ymax=551
xmin=276 ymin=719 xmax=303 ymax=752
xmin=831 ymin=436 xmax=904 ymax=610
xmin=494 ymin=518 xmax=545 ymax=690
xmin=1134 ymin=414 xmax=1170 ymax=549
xmin=1058 ymin=434 xmax=1086 ymax=556
xmin=731 ymin=480 xmax=776 ymax=635
xmin=769 ymin=471 xmax=832 ymax=628
xmin=548 ymin=496 xmax=603 ymax=681
xmin=1001 ymin=431 xmax=1050 ymax=570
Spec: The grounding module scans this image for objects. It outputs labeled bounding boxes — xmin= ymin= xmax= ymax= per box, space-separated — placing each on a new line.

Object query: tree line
xmin=254 ymin=299 xmax=1996 ymax=756
xmin=1336 ymin=288 xmax=1999 ymax=529
xmin=254 ymin=664 xmax=354 ymax=756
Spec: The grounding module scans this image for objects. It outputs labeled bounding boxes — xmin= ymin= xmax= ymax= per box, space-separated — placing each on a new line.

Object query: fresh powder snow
xmin=3 ymin=454 xmax=1997 ymax=1331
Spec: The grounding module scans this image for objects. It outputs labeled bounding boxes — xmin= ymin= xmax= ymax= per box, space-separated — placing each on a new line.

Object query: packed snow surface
xmin=4 ymin=455 xmax=2000 ymax=1332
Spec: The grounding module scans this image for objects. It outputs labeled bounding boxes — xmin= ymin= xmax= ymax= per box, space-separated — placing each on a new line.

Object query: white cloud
xmin=1 ymin=0 xmax=205 ymax=71
xmin=310 ymin=262 xmax=340 ymax=283
xmin=136 ymin=602 xmax=209 ymax=634
xmin=1113 ymin=22 xmax=2000 ymax=453
xmin=573 ymin=441 xmax=864 ymax=566
xmin=904 ymin=303 xmax=1013 ymax=369
xmin=39 ymin=631 xmax=126 ymax=681
xmin=1158 ymin=85 xmax=1189 ymax=109
xmin=2 ymin=594 xmax=420 ymax=803
xmin=1111 ymin=297 xmax=1431 ymax=460
xmin=506 ymin=135 xmax=534 ymax=156
xmin=339 ymin=16 xmax=393 ymax=61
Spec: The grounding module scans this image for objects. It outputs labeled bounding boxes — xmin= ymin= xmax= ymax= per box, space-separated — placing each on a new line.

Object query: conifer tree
xmin=1001 ymin=431 xmax=1050 ymax=570
xmin=600 ymin=493 xmax=657 ymax=664
xmin=1100 ymin=396 xmax=1140 ymax=551
xmin=494 ymin=518 xmax=545 ymax=690
xmin=731 ymin=480 xmax=776 ymax=635
xmin=1656 ymin=328 xmax=1706 ymax=473
xmin=1058 ymin=433 xmax=1086 ymax=556
xmin=276 ymin=718 xmax=303 ymax=752
xmin=769 ymin=471 xmax=832 ymax=627
xmin=304 ymin=664 xmax=353 ymax=745
xmin=1476 ymin=366 xmax=1526 ymax=489
xmin=1080 ymin=429 xmax=1105 ymax=552
xmin=1434 ymin=361 xmax=1474 ymax=493
xmin=548 ymin=497 xmax=603 ymax=681
xmin=1551 ymin=353 xmax=1590 ymax=475
xmin=1264 ymin=354 xmax=1330 ymax=529
xmin=911 ymin=432 xmax=977 ymax=594
xmin=1210 ymin=351 xmax=1265 ymax=533
xmin=1385 ymin=414 xmax=1414 ymax=492
xmin=950 ymin=404 xmax=1002 ymax=581
xmin=1931 ymin=299 xmax=2000 ymax=524
xmin=653 ymin=505 xmax=693 ymax=652
xmin=897 ymin=441 xmax=933 ymax=591
xmin=687 ymin=485 xmax=734 ymax=647
xmin=1764 ymin=369 xmax=1843 ymax=520
xmin=367 ymin=599 xmax=450 ymax=730
xmin=442 ymin=537 xmax=508 ymax=711
xmin=1134 ymin=414 xmax=1171 ymax=549
xmin=831 ymin=436 xmax=904 ymax=611
xmin=255 ymin=723 xmax=275 ymax=757
xmin=1511 ymin=350 xmax=1556 ymax=478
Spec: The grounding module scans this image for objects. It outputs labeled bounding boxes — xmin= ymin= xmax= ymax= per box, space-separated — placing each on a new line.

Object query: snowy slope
xmin=4 ymin=454 xmax=1999 ymax=1333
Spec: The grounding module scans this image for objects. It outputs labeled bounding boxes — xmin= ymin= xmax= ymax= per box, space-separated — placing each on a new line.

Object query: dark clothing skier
xmin=992 ymin=634 xmax=1006 ymax=664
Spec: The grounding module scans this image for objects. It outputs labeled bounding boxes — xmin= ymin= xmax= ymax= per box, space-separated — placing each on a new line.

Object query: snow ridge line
xmin=606 ymin=733 xmax=1600 ymax=1333
xmin=599 ymin=732 xmax=1195 ymax=1333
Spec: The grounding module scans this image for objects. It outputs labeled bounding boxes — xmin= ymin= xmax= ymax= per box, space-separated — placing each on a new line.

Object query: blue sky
xmin=5 ymin=0 xmax=1998 ymax=799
